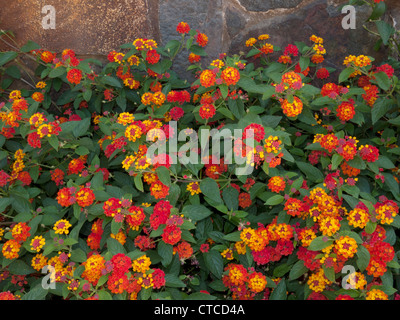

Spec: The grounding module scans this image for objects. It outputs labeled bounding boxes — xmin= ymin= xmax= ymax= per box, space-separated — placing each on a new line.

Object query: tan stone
xmin=0 ymin=0 xmax=159 ymax=54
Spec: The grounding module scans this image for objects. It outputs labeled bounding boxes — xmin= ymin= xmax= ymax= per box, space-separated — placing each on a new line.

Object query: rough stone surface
xmin=226 ymin=7 xmax=247 ymax=39
xmin=1 ymin=0 xmax=400 ymax=79
xmin=158 ymin=0 xmax=226 ymax=80
xmin=238 ymin=0 xmax=303 ymax=12
xmin=227 ymin=0 xmax=394 ymax=77
xmin=0 ymin=0 xmax=159 ymax=54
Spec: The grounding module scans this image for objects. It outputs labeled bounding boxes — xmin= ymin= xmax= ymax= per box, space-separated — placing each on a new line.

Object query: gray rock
xmin=158 ymin=0 xmax=226 ymax=81
xmin=226 ymin=7 xmax=247 ymax=39
xmin=238 ymin=0 xmax=303 ymax=12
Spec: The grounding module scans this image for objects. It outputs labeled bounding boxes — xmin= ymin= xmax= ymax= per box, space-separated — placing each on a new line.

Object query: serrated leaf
xmin=0 ymin=51 xmax=18 ymax=67
xmin=48 ymin=67 xmax=66 ymax=78
xmin=356 ymin=245 xmax=370 ymax=272
xmin=265 ymin=195 xmax=284 ymax=206
xmin=158 ymin=241 xmax=173 ymax=267
xmin=339 ymin=67 xmax=356 ymax=83
xmin=103 ymin=75 xmax=122 ymax=88
xmin=308 ymin=236 xmax=334 ymax=251
xmin=155 ymin=166 xmax=171 ymax=186
xmin=269 ymin=279 xmax=287 ymax=300
xmin=204 ymin=250 xmax=223 ymax=279
xmin=222 ymin=186 xmax=239 ymax=211
xmin=182 ymin=205 xmax=212 ymax=221
xmin=199 ymin=178 xmax=223 ymax=205
xmin=297 ymin=162 xmax=324 ymax=182
xmin=289 ymin=260 xmax=308 ymax=280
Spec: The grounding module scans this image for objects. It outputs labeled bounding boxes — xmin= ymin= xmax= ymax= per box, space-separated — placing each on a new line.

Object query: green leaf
xmin=375 ymin=20 xmax=394 ymax=45
xmin=346 ymin=156 xmax=366 ymax=170
xmin=111 ymin=219 xmax=122 ymax=235
xmin=223 ymin=231 xmax=242 ymax=242
xmin=217 ymin=106 xmax=235 ymax=120
xmin=289 ymin=260 xmax=308 ymax=280
xmin=0 ymin=51 xmax=18 ymax=67
xmin=322 ymin=265 xmax=336 ymax=282
xmin=158 ymin=241 xmax=173 ymax=267
xmin=365 ymin=221 xmax=377 ymax=234
xmin=269 ymin=279 xmax=287 ymax=300
xmin=375 ymin=156 xmax=395 ymax=169
xmin=222 ymin=186 xmax=239 ymax=211
xmin=297 ymin=162 xmax=324 ymax=182
xmin=308 ymin=236 xmax=334 ymax=251
xmin=368 ymin=1 xmax=386 ymax=21
xmin=199 ymin=178 xmax=223 ymax=205
xmin=273 ymin=263 xmax=292 ymax=278
xmin=339 ymin=67 xmax=356 ymax=83
xmin=164 ymin=274 xmax=186 ymax=288
xmin=73 ymin=118 xmax=91 ymax=137
xmin=21 ymin=284 xmax=48 ymax=300
xmin=83 ymin=89 xmax=92 ymax=102
xmin=265 ymin=195 xmax=284 ymax=206
xmin=371 ymin=99 xmax=394 ymax=124
xmin=331 ymin=154 xmax=343 ymax=170
xmin=107 ymin=238 xmax=126 ymax=255
xmin=356 ymin=244 xmax=370 ymax=272
xmin=47 ymin=135 xmax=59 ymax=151
xmin=204 ymin=250 xmax=223 ymax=279
xmin=5 ymin=65 xmax=21 ymax=79
xmin=388 ymin=115 xmax=400 ymax=126
xmin=0 ymin=198 xmax=12 ymax=213
xmin=97 ymin=290 xmax=113 ymax=300
xmin=186 ymin=292 xmax=217 ymax=300
xmin=134 ymin=173 xmax=144 ymax=192
xmin=49 ymin=67 xmax=66 ymax=78
xmin=373 ymin=72 xmax=391 ymax=91
xmin=20 ymin=40 xmax=41 ymax=53
xmin=219 ymin=84 xmax=229 ymax=99
xmin=8 ymin=260 xmax=35 ymax=275
xmin=189 ymin=45 xmax=207 ymax=56
xmin=103 ymin=75 xmax=122 ymax=88
xmin=182 ymin=205 xmax=212 ymax=221
xmin=70 ymin=249 xmax=87 ymax=263
xmin=155 ymin=166 xmax=171 ymax=186
xmin=299 ymin=56 xmax=310 ymax=71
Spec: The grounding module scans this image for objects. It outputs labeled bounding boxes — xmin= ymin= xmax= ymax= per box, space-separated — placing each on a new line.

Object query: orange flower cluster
xmin=362 ymin=225 xmax=395 ymax=277
xmin=221 ymin=67 xmax=240 ymax=86
xmin=87 ymin=219 xmax=104 ymax=250
xmin=81 ymin=253 xmax=106 ymax=285
xmin=56 ymin=185 xmax=95 ymax=208
xmin=280 ymin=96 xmax=303 ymax=118
xmin=374 ymin=199 xmax=399 ymax=225
xmin=267 ymin=176 xmax=286 ymax=193
xmin=222 ymin=263 xmax=267 ymax=299
xmin=2 ymin=222 xmax=31 ymax=260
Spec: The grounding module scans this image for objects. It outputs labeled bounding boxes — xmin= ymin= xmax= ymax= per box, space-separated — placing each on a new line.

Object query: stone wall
xmin=1 ymin=0 xmax=399 ymax=77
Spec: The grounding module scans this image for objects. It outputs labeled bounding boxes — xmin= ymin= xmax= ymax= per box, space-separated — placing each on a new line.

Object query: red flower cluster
xmin=222 ymin=263 xmax=267 ymax=299
xmin=66 ymin=68 xmax=83 ymax=85
xmin=150 ymin=200 xmax=172 ymax=230
xmin=362 ymin=226 xmax=395 ymax=277
xmin=87 ymin=219 xmax=104 ymax=250
xmin=167 ymin=90 xmax=191 ymax=105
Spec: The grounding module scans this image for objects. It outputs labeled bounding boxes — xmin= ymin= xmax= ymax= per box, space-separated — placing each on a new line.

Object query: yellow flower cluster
xmin=132 ymin=255 xmax=152 ymax=273
xmin=334 ymin=236 xmax=358 ymax=259
xmin=307 ymin=268 xmax=331 ymax=293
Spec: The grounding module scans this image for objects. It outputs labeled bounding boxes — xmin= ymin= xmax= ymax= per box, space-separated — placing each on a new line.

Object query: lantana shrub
xmin=0 ymin=6 xmax=400 ymax=301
